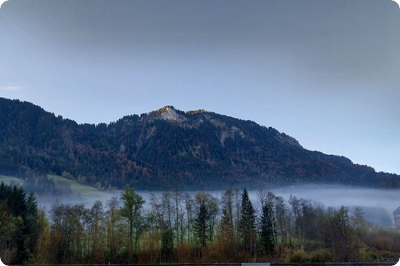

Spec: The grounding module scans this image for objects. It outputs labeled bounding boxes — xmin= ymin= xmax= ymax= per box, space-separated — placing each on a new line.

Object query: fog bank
xmin=37 ymin=184 xmax=399 ymax=222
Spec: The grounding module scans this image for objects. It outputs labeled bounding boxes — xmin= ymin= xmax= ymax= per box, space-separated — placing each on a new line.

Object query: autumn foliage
xmin=1 ymin=183 xmax=400 ymax=264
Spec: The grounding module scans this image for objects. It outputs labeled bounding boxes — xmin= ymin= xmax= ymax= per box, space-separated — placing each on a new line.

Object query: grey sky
xmin=0 ymin=0 xmax=399 ymax=175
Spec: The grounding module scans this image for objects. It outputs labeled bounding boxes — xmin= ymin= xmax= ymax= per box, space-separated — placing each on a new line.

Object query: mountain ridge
xmin=0 ymin=97 xmax=398 ymax=190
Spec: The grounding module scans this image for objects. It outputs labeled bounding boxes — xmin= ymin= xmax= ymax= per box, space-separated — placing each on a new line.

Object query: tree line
xmin=1 ymin=183 xmax=399 ymax=264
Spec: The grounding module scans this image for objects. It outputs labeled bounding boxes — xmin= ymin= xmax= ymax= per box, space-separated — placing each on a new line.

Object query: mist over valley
xmin=28 ymin=182 xmax=398 ymax=227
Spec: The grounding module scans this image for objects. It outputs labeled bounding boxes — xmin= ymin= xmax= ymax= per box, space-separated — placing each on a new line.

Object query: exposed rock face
xmin=158 ymin=106 xmax=188 ymax=122
xmin=146 ymin=106 xmax=188 ymax=123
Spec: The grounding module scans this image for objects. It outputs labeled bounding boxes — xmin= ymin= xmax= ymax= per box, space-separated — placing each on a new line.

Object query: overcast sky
xmin=0 ymin=0 xmax=399 ymax=175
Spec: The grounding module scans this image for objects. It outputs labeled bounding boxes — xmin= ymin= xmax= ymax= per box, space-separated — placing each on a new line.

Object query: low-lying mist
xmin=36 ymin=184 xmax=399 ymax=225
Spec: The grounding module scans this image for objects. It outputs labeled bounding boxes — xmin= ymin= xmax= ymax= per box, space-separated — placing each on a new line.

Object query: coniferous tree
xmin=239 ymin=189 xmax=256 ymax=254
xmin=219 ymin=189 xmax=234 ymax=242
xmin=194 ymin=200 xmax=209 ymax=248
xmin=11 ymin=186 xmax=27 ymax=263
xmin=24 ymin=192 xmax=39 ymax=263
xmin=259 ymin=202 xmax=275 ymax=254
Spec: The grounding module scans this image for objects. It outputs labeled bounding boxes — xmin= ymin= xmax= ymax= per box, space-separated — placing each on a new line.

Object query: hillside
xmin=0 ymin=97 xmax=398 ymax=190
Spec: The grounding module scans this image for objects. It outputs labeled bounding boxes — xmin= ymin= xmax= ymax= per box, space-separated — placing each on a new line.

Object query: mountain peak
xmin=156 ymin=105 xmax=176 ymax=113
xmin=150 ymin=105 xmax=188 ymax=123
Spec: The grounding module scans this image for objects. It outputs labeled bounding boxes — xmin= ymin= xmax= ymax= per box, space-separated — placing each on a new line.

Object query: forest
xmin=1 ymin=183 xmax=399 ymax=265
xmin=1 ymin=98 xmax=399 ymax=191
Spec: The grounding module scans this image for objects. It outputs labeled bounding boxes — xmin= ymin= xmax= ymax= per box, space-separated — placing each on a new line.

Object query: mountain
xmin=0 ymin=97 xmax=398 ymax=190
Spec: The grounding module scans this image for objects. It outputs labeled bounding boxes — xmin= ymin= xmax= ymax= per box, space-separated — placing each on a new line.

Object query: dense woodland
xmin=1 ymin=183 xmax=399 ymax=264
xmin=0 ymin=98 xmax=399 ymax=191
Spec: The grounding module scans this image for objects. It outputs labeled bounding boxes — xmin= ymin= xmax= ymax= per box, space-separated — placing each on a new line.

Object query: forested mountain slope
xmin=0 ymin=98 xmax=398 ymax=190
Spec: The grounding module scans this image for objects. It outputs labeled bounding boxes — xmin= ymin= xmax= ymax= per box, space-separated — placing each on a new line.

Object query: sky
xmin=0 ymin=0 xmax=399 ymax=175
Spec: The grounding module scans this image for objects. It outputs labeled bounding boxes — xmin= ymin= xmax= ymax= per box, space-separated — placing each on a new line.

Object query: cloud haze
xmin=2 ymin=85 xmax=21 ymax=91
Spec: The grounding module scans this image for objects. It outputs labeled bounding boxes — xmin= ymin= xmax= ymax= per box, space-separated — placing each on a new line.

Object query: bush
xmin=310 ymin=249 xmax=334 ymax=262
xmin=290 ymin=249 xmax=310 ymax=263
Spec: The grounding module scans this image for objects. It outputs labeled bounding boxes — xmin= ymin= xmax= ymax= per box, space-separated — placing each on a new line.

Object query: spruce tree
xmin=194 ymin=200 xmax=209 ymax=247
xmin=219 ymin=189 xmax=234 ymax=241
xmin=239 ymin=188 xmax=256 ymax=254
xmin=25 ymin=192 xmax=39 ymax=263
xmin=259 ymin=202 xmax=275 ymax=254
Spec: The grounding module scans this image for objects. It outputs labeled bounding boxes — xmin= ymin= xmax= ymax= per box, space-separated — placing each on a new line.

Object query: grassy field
xmin=1 ymin=174 xmax=117 ymax=207
xmin=0 ymin=175 xmax=24 ymax=185
xmin=47 ymin=174 xmax=116 ymax=202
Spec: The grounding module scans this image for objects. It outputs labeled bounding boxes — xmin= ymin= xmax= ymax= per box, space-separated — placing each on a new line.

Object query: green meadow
xmin=0 ymin=175 xmax=24 ymax=185
xmin=0 ymin=174 xmax=116 ymax=205
xmin=47 ymin=174 xmax=112 ymax=199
